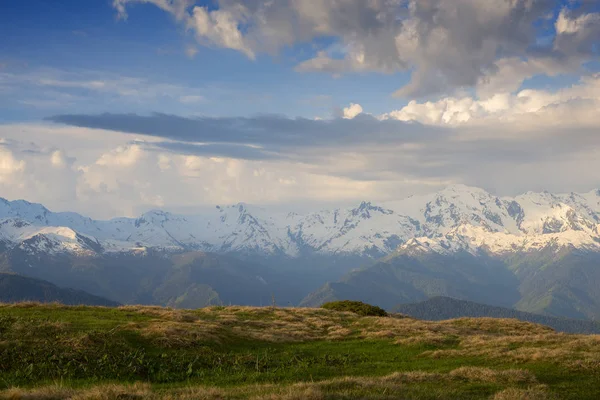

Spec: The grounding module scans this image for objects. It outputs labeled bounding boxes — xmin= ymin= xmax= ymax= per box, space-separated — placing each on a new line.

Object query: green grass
xmin=0 ymin=304 xmax=153 ymax=330
xmin=1 ymin=304 xmax=599 ymax=399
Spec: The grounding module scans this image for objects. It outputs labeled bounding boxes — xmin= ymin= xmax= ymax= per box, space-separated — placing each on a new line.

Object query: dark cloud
xmin=113 ymin=0 xmax=600 ymax=97
xmin=48 ymin=113 xmax=449 ymax=161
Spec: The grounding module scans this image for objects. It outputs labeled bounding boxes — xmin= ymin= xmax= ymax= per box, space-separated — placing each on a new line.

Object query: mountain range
xmin=1 ymin=184 xmax=600 ymax=319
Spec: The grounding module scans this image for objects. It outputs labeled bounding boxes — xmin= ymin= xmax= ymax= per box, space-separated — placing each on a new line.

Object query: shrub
xmin=321 ymin=301 xmax=388 ymax=317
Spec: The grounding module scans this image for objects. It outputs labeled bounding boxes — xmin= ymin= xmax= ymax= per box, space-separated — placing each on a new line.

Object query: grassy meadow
xmin=0 ymin=303 xmax=599 ymax=399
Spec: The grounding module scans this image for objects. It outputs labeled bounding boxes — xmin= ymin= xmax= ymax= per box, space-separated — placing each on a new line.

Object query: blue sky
xmin=0 ymin=0 xmax=599 ymax=218
xmin=0 ymin=0 xmax=414 ymax=122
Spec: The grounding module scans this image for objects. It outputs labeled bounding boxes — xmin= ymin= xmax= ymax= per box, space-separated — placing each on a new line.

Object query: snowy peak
xmin=394 ymin=221 xmax=600 ymax=258
xmin=350 ymin=201 xmax=393 ymax=219
xmin=0 ymin=197 xmax=51 ymax=225
xmin=389 ymin=185 xmax=519 ymax=236
xmin=2 ymin=185 xmax=600 ymax=258
xmin=0 ymin=217 xmax=102 ymax=256
xmin=514 ymin=191 xmax=600 ymax=235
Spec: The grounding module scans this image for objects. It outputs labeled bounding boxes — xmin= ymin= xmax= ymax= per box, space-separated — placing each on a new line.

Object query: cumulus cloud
xmin=96 ymin=144 xmax=143 ymax=167
xmin=342 ymin=103 xmax=363 ymax=119
xmin=381 ymin=73 xmax=600 ymax=127
xmin=112 ymin=0 xmax=600 ymax=97
xmin=0 ymin=138 xmax=82 ymax=207
xmin=1 ymin=124 xmax=386 ymax=218
xmin=157 ymin=154 xmax=172 ymax=171
xmin=50 ymin=150 xmax=73 ymax=168
xmin=0 ymin=147 xmax=25 ymax=184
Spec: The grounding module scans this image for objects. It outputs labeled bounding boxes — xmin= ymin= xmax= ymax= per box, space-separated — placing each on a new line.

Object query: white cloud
xmin=382 ymin=97 xmax=480 ymax=125
xmin=475 ymin=57 xmax=572 ymax=99
xmin=342 ymin=103 xmax=363 ymax=119
xmin=0 ymin=139 xmax=81 ymax=207
xmin=157 ymin=154 xmax=172 ymax=170
xmin=96 ymin=144 xmax=143 ymax=167
xmin=50 ymin=150 xmax=68 ymax=168
xmin=382 ymin=74 xmax=600 ymax=128
xmin=0 ymin=148 xmax=25 ymax=184
xmin=190 ymin=5 xmax=254 ymax=58
xmin=555 ymin=8 xmax=600 ymax=35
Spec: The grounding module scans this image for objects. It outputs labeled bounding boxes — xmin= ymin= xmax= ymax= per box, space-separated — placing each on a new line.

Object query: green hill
xmin=0 ymin=273 xmax=119 ymax=306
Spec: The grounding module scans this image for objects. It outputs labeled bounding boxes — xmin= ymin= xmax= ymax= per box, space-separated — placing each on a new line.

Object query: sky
xmin=1 ymin=0 xmax=600 ymax=219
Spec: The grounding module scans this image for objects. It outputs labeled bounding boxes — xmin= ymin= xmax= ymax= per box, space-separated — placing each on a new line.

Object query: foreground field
xmin=0 ymin=304 xmax=599 ymax=399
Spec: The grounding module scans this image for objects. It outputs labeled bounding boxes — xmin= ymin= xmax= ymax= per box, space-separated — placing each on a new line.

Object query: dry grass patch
xmin=490 ymin=385 xmax=555 ymax=400
xmin=0 ymin=382 xmax=153 ymax=400
xmin=0 ymin=302 xmax=73 ymax=310
xmin=357 ymin=316 xmax=553 ymax=343
xmin=326 ymin=326 xmax=353 ymax=339
xmin=422 ymin=333 xmax=600 ymax=371
xmin=138 ymin=320 xmax=224 ymax=347
xmin=449 ymin=367 xmax=537 ymax=384
xmin=0 ymin=367 xmax=540 ymax=400
xmin=394 ymin=332 xmax=454 ymax=346
xmin=118 ymin=306 xmax=199 ymax=323
xmin=119 ymin=306 xmax=362 ymax=345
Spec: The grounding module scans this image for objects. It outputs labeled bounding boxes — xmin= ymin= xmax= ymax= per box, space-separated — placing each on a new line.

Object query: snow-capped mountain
xmin=0 ymin=218 xmax=101 ymax=256
xmin=1 ymin=184 xmax=600 ymax=258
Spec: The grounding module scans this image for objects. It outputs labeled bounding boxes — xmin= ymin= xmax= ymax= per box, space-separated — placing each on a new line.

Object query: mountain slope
xmin=300 ymin=251 xmax=520 ymax=310
xmin=394 ymin=297 xmax=600 ymax=334
xmin=508 ymin=249 xmax=600 ymax=319
xmin=0 ymin=273 xmax=119 ymax=306
xmin=153 ymin=252 xmax=304 ymax=308
xmin=0 ymin=249 xmax=304 ymax=309
xmin=303 ymin=242 xmax=600 ymax=319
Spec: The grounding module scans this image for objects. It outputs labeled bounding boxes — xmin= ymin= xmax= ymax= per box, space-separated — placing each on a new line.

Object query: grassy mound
xmin=321 ymin=300 xmax=388 ymax=317
xmin=0 ymin=303 xmax=599 ymax=399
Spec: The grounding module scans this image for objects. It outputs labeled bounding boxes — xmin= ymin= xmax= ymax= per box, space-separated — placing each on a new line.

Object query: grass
xmin=321 ymin=300 xmax=388 ymax=317
xmin=0 ymin=303 xmax=599 ymax=399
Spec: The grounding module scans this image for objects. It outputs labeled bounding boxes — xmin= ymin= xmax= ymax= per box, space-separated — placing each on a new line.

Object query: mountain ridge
xmin=2 ymin=184 xmax=600 ymax=259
